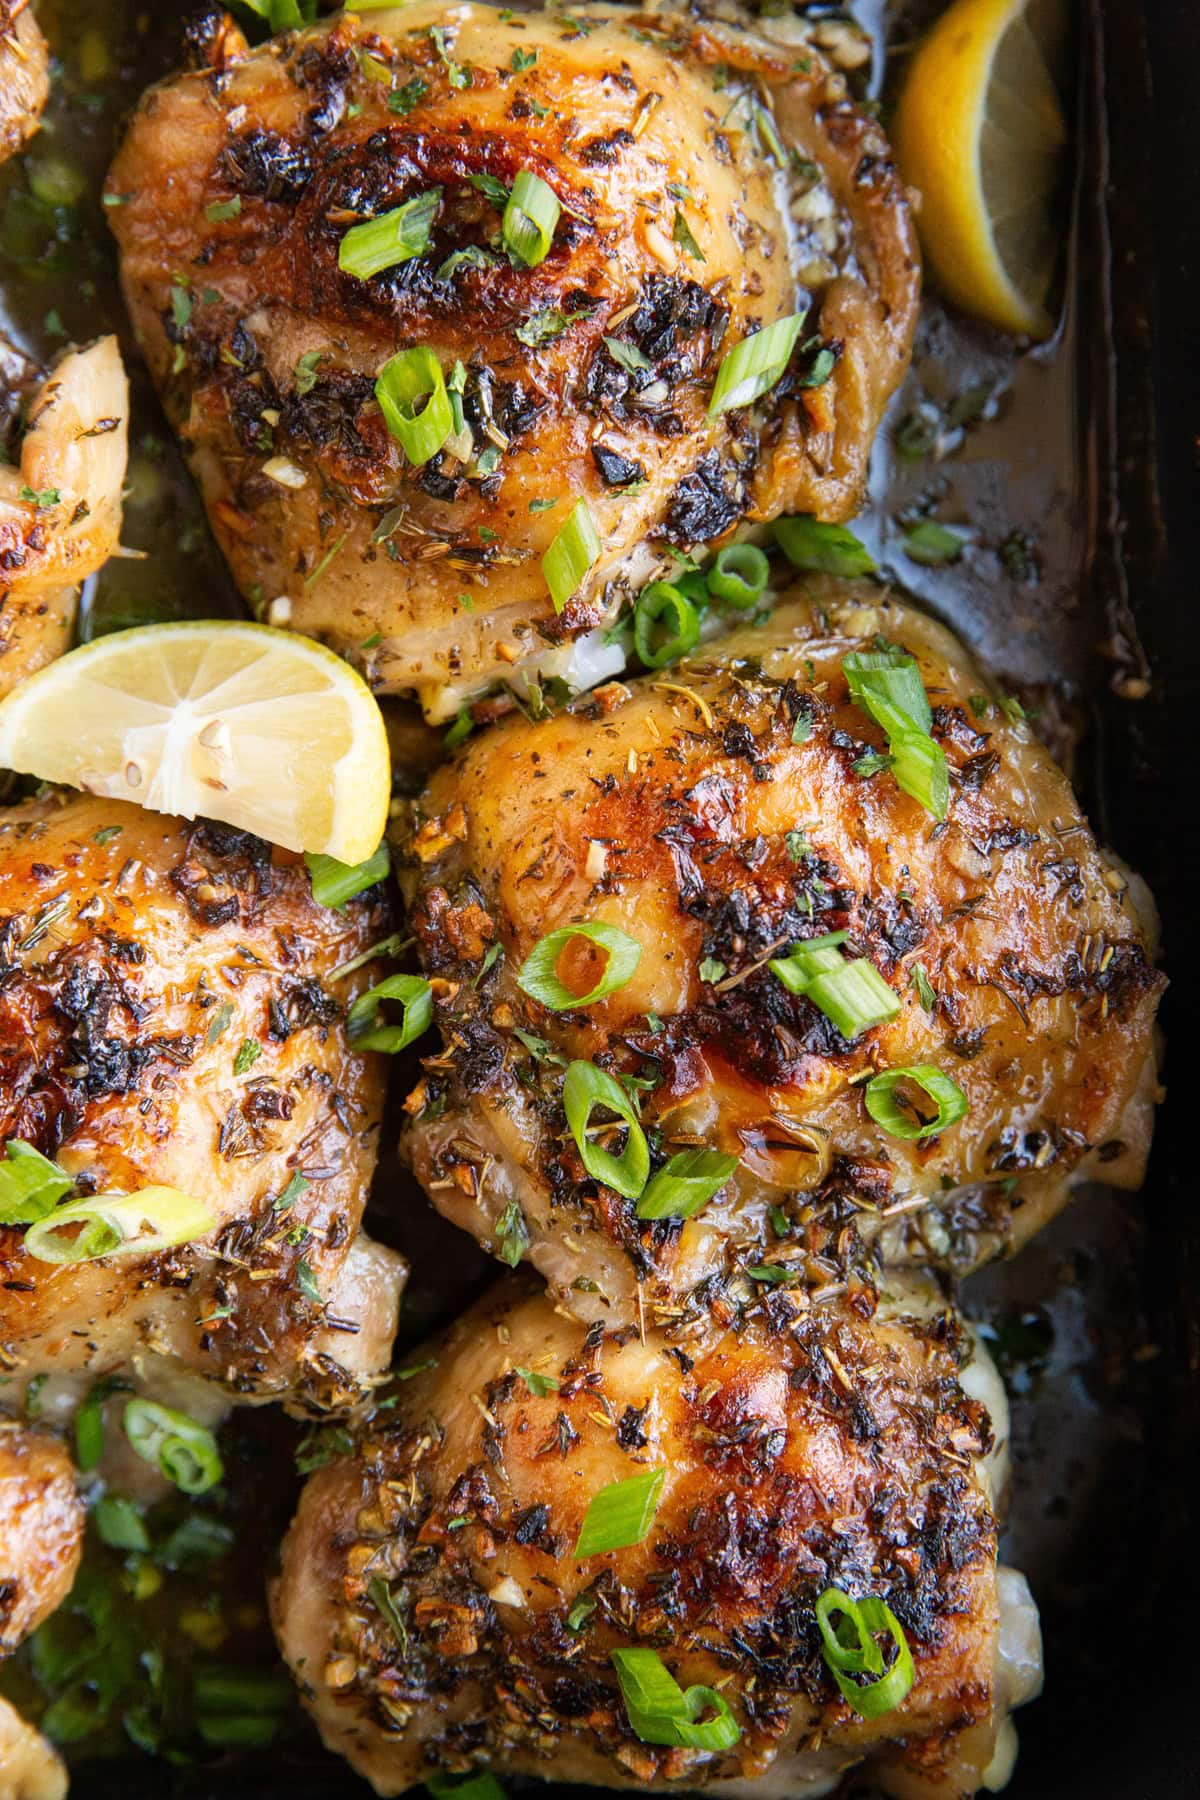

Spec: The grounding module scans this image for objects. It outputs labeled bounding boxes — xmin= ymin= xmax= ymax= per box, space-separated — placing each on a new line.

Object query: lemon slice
xmin=0 ymin=621 xmax=390 ymax=863
xmin=893 ymin=0 xmax=1069 ymax=338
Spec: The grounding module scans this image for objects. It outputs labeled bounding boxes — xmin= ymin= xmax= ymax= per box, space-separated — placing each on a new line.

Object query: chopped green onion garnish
xmin=574 ymin=1468 xmax=665 ymax=1557
xmin=517 ymin=922 xmax=642 ymax=1011
xmin=0 ymin=1140 xmax=72 ymax=1226
xmin=543 ymin=498 xmax=601 ymax=612
xmin=93 ymin=1495 xmax=151 ymax=1553
xmin=706 ymin=542 xmax=770 ymax=609
xmin=562 ymin=1060 xmax=649 ymax=1200
xmin=339 ymin=190 xmax=441 ymax=279
xmin=305 ymin=843 xmax=390 ymax=910
xmin=636 ymin=1148 xmax=740 ymax=1221
xmin=23 ymin=1187 xmax=215 ymax=1265
xmin=708 ymin=313 xmax=803 ymax=416
xmin=633 ymin=581 xmax=700 ymax=668
xmin=843 ymin=650 xmax=947 ymax=820
xmin=346 ymin=973 xmax=433 ymax=1053
xmin=611 ymin=1648 xmax=741 ymax=1750
xmin=123 ymin=1398 xmax=223 ymax=1495
xmin=375 ymin=346 xmax=453 ymax=466
xmin=769 ymin=932 xmax=900 ymax=1040
xmin=774 ymin=515 xmax=877 ymax=576
xmin=843 ymin=649 xmax=930 ymax=734
xmin=816 ymin=1587 xmax=915 ymax=1718
xmin=863 ymin=1065 xmax=968 ymax=1139
xmin=426 ymin=1775 xmax=508 ymax=1800
xmin=903 ymin=518 xmax=966 ymax=565
xmin=503 ymin=169 xmax=561 ymax=266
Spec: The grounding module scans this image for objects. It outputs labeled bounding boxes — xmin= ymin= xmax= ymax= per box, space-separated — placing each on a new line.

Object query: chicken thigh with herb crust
xmin=0 ymin=1 xmax=49 ymax=169
xmin=397 ymin=581 xmax=1161 ymax=1324
xmin=0 ymin=337 xmax=130 ymax=701
xmin=273 ymin=1276 xmax=1042 ymax=1799
xmin=0 ymin=792 xmax=404 ymax=1411
xmin=107 ymin=1 xmax=918 ymax=720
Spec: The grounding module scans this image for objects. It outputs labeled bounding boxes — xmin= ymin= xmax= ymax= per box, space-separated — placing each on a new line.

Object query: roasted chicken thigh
xmin=0 ymin=1426 xmax=83 ymax=1800
xmin=0 ymin=338 xmax=130 ymax=701
xmin=273 ymin=1277 xmax=1041 ymax=1799
xmin=397 ymin=581 xmax=1161 ymax=1323
xmin=0 ymin=791 xmax=404 ymax=1410
xmin=0 ymin=0 xmax=49 ymax=168
xmin=107 ymin=1 xmax=918 ymax=719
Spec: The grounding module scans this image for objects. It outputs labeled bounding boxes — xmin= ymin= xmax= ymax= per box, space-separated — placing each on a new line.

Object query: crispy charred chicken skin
xmin=272 ymin=1277 xmax=1041 ymax=1799
xmin=0 ymin=0 xmax=49 ymax=169
xmin=397 ymin=581 xmax=1162 ymax=1323
xmin=0 ymin=792 xmax=404 ymax=1410
xmin=106 ymin=1 xmax=918 ymax=719
xmin=0 ymin=338 xmax=130 ymax=701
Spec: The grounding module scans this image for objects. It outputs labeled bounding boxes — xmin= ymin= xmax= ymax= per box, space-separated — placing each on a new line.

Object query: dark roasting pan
xmin=2 ymin=0 xmax=1196 ymax=1794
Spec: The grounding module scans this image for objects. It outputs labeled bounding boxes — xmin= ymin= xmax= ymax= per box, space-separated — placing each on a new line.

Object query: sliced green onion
xmin=346 ymin=973 xmax=433 ymax=1053
xmin=774 ymin=516 xmax=876 ymax=576
xmin=123 ymin=1398 xmax=223 ymax=1495
xmin=637 ymin=1148 xmax=740 ymax=1221
xmin=843 ymin=650 xmax=931 ymax=735
xmin=888 ymin=726 xmax=949 ymax=820
xmin=574 ymin=1468 xmax=665 ymax=1557
xmin=708 ymin=313 xmax=803 ymax=416
xmin=23 ymin=1187 xmax=215 ymax=1265
xmin=768 ymin=930 xmax=848 ymax=995
xmin=304 ymin=843 xmax=390 ymax=910
xmin=863 ymin=1065 xmax=968 ymax=1139
xmin=543 ymin=498 xmax=601 ymax=612
xmin=903 ymin=518 xmax=966 ymax=566
xmin=769 ymin=934 xmax=899 ymax=1040
xmin=611 ymin=1648 xmax=741 ymax=1751
xmin=426 ymin=1776 xmax=508 ymax=1800
xmin=806 ymin=959 xmax=900 ymax=1040
xmin=706 ymin=543 xmax=770 ymax=609
xmin=375 ymin=346 xmax=453 ymax=466
xmin=503 ymin=169 xmax=561 ymax=267
xmin=816 ymin=1587 xmax=914 ymax=1718
xmin=842 ymin=651 xmax=947 ymax=821
xmin=562 ymin=1060 xmax=649 ymax=1201
xmin=338 ymin=190 xmax=440 ymax=279
xmin=93 ymin=1495 xmax=151 ymax=1553
xmin=517 ymin=922 xmax=642 ymax=1011
xmin=0 ymin=1141 xmax=72 ymax=1226
xmin=633 ymin=581 xmax=700 ymax=668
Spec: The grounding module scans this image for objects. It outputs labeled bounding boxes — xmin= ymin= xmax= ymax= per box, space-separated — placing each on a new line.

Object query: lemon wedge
xmin=0 ymin=621 xmax=391 ymax=864
xmin=893 ymin=0 xmax=1069 ymax=338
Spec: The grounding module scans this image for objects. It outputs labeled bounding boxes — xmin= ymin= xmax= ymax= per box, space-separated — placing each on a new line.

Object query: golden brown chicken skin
xmin=106 ymin=2 xmax=918 ymax=719
xmin=0 ymin=1428 xmax=82 ymax=1657
xmin=0 ymin=1 xmax=49 ymax=168
xmin=0 ymin=791 xmax=403 ymax=1409
xmin=272 ymin=1277 xmax=1041 ymax=1799
xmin=0 ymin=338 xmax=130 ymax=701
xmin=0 ymin=1427 xmax=81 ymax=1800
xmin=397 ymin=582 xmax=1162 ymax=1323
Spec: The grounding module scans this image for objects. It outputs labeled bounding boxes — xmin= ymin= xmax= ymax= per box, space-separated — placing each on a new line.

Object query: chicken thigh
xmin=106 ymin=1 xmax=918 ymax=719
xmin=0 ymin=338 xmax=130 ymax=700
xmin=0 ymin=791 xmax=404 ymax=1410
xmin=0 ymin=1 xmax=49 ymax=168
xmin=0 ymin=1426 xmax=83 ymax=1800
xmin=272 ymin=1277 xmax=1041 ymax=1799
xmin=397 ymin=581 xmax=1161 ymax=1324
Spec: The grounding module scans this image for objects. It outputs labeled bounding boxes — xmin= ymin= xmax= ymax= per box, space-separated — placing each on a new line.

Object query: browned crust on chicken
xmin=0 ymin=1427 xmax=83 ymax=1654
xmin=272 ymin=1278 xmax=1000 ymax=1798
xmin=397 ymin=581 xmax=1162 ymax=1321
xmin=0 ymin=792 xmax=403 ymax=1408
xmin=106 ymin=2 xmax=917 ymax=716
xmin=0 ymin=1 xmax=49 ymax=168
